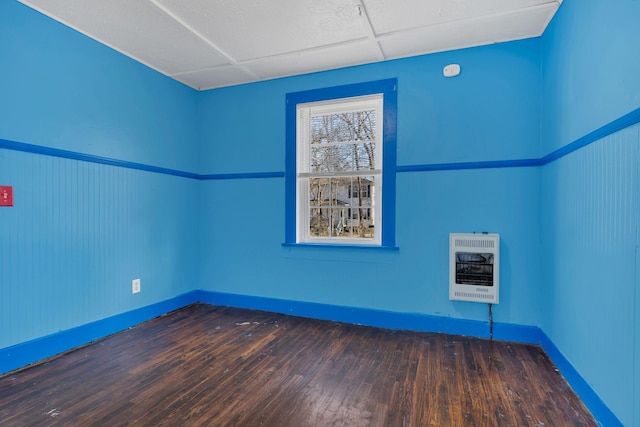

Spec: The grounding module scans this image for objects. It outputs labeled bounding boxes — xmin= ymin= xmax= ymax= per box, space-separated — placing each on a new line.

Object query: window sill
xmin=281 ymin=242 xmax=399 ymax=251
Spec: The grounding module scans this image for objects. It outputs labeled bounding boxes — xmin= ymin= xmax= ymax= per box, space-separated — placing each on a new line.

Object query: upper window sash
xmin=296 ymin=96 xmax=383 ymax=177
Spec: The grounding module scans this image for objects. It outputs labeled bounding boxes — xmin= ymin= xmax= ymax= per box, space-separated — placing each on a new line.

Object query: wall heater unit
xmin=449 ymin=233 xmax=500 ymax=304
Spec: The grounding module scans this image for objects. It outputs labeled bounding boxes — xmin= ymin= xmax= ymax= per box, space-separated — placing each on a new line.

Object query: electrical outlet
xmin=132 ymin=279 xmax=141 ymax=294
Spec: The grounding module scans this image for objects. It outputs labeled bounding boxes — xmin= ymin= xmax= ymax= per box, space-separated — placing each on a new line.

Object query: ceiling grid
xmin=18 ymin=0 xmax=562 ymax=90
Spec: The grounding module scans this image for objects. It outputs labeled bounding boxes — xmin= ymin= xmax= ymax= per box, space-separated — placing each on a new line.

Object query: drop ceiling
xmin=18 ymin=0 xmax=562 ymax=91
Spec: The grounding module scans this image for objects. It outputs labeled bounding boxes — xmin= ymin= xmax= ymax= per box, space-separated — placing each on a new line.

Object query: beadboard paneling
xmin=0 ymin=148 xmax=199 ymax=349
xmin=540 ymin=123 xmax=640 ymax=426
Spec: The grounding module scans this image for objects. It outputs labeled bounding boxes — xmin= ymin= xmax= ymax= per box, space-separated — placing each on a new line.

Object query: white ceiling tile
xmin=155 ymin=0 xmax=370 ymax=61
xmin=20 ymin=0 xmax=231 ymax=74
xmin=363 ymin=0 xmax=560 ymax=34
xmin=17 ymin=0 xmax=563 ymax=90
xmin=378 ymin=3 xmax=560 ymax=59
xmin=171 ymin=66 xmax=258 ymax=90
xmin=245 ymin=40 xmax=382 ymax=80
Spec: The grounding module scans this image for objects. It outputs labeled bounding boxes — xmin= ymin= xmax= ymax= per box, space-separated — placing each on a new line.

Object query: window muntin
xmin=297 ymin=95 xmax=383 ymax=245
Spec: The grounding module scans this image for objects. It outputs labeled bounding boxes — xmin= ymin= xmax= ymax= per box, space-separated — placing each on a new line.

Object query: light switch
xmin=0 ymin=186 xmax=14 ymax=207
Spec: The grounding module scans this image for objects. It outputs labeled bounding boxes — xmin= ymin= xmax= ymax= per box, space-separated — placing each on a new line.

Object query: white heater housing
xmin=449 ymin=233 xmax=500 ymax=304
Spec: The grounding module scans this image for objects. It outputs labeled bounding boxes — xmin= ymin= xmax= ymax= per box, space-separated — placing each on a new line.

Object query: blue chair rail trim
xmin=199 ymin=171 xmax=285 ymax=180
xmin=0 ymin=138 xmax=201 ymax=179
xmin=0 ymin=139 xmax=284 ymax=181
xmin=540 ymin=106 xmax=640 ymax=165
xmin=3 ymin=106 xmax=640 ymax=179
xmin=396 ymin=158 xmax=542 ymax=173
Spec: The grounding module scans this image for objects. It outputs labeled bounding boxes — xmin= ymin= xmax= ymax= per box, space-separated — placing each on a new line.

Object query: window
xmin=285 ymin=79 xmax=397 ymax=248
xmin=297 ymin=95 xmax=382 ymax=243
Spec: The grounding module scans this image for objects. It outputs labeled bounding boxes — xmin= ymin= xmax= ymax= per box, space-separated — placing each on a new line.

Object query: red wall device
xmin=0 ymin=186 xmax=13 ymax=207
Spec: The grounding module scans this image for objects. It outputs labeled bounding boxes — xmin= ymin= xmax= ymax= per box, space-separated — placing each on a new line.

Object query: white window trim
xmin=295 ymin=94 xmax=384 ymax=245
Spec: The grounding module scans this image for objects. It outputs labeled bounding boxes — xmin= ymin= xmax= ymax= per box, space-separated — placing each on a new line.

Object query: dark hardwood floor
xmin=0 ymin=304 xmax=596 ymax=426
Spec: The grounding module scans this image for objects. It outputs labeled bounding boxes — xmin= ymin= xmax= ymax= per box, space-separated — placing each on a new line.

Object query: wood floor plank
xmin=0 ymin=304 xmax=597 ymax=426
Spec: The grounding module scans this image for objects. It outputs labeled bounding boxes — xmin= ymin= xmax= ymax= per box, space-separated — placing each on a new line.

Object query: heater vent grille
xmin=454 ymin=291 xmax=495 ymax=301
xmin=453 ymin=238 xmax=495 ymax=249
xmin=449 ymin=233 xmax=500 ymax=304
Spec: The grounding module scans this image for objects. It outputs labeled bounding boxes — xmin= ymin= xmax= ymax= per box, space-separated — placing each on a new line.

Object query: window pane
xmin=310 ymin=110 xmax=377 ymax=174
xmin=310 ymin=142 xmax=376 ymax=173
xmin=308 ymin=176 xmax=376 ymax=239
xmin=310 ymin=111 xmax=375 ymax=144
xmin=309 ymin=177 xmax=330 ymax=207
xmin=354 ymin=207 xmax=374 ymax=238
xmin=309 ymin=177 xmax=353 ymax=207
xmin=350 ymin=176 xmax=374 ymax=199
xmin=353 ymin=142 xmax=375 ymax=170
xmin=330 ymin=208 xmax=352 ymax=238
xmin=311 ymin=145 xmax=350 ymax=173
xmin=310 ymin=207 xmax=330 ymax=237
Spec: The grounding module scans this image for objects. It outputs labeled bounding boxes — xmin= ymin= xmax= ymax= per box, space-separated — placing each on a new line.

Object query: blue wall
xmin=540 ymin=1 xmax=640 ymax=426
xmin=0 ymin=1 xmax=200 ymax=350
xmin=0 ymin=1 xmax=199 ymax=172
xmin=2 ymin=0 xmax=639 ymax=424
xmin=541 ymin=0 xmax=640 ymax=155
xmin=198 ymin=40 xmax=542 ymax=325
